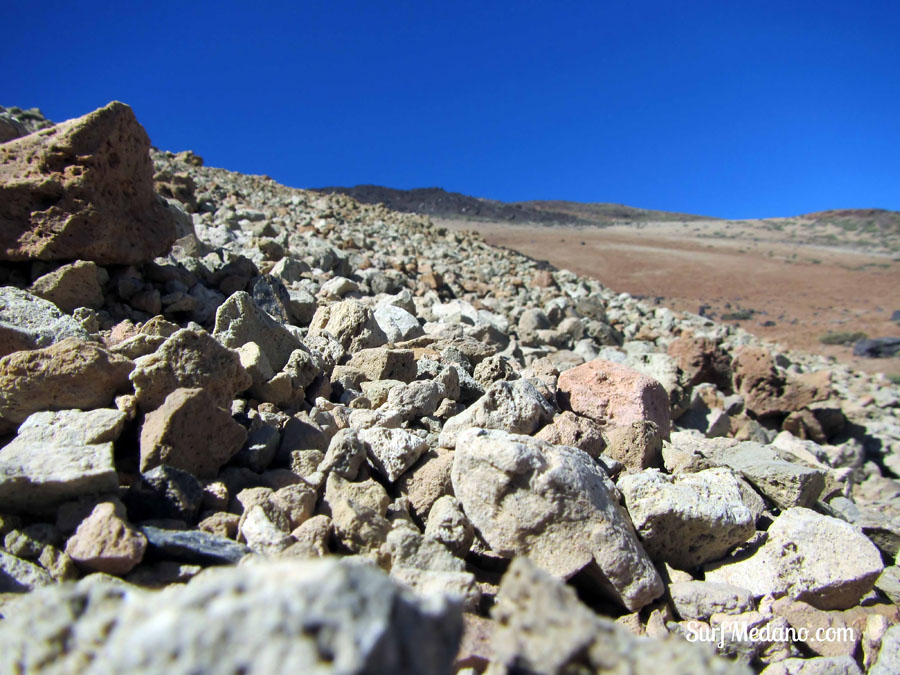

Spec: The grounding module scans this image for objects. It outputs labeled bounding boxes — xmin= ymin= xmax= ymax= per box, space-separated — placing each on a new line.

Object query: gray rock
xmin=308 ymin=299 xmax=388 ymax=353
xmin=705 ymin=507 xmax=884 ymax=610
xmin=0 ymin=287 xmax=91 ymax=357
xmin=124 ymin=464 xmax=204 ymax=523
xmin=618 ymin=468 xmax=756 ymax=569
xmin=141 ymin=526 xmax=251 ymax=564
xmin=0 ymin=558 xmax=462 ymax=675
xmin=451 ymin=428 xmax=663 ymax=611
xmin=669 ymin=581 xmax=756 ymax=621
xmin=869 ymin=624 xmax=900 ymax=675
xmin=0 ymin=410 xmax=119 ymax=512
xmin=424 ymin=495 xmax=475 ymax=557
xmin=386 ymin=379 xmax=445 ymax=421
xmin=359 ymin=426 xmax=428 ymax=482
xmin=760 ymin=656 xmax=863 ymax=675
xmin=319 ymin=428 xmax=367 ymax=480
xmin=489 ymin=557 xmax=750 ymax=675
xmin=374 ymin=303 xmax=424 ymax=342
xmin=0 ymin=549 xmax=54 ymax=592
xmin=213 ymin=291 xmax=303 ymax=370
xmin=438 ymin=378 xmax=555 ymax=448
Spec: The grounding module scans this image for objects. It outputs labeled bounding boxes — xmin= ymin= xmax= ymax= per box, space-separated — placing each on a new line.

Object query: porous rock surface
xmin=0 ymin=103 xmax=898 ymax=673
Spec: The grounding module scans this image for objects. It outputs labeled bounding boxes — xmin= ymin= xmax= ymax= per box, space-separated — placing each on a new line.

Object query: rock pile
xmin=0 ymin=103 xmax=898 ymax=674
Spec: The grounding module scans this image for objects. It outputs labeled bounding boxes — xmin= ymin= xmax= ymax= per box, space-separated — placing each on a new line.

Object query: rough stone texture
xmin=0 ymin=338 xmax=133 ymax=429
xmin=703 ymin=440 xmax=826 ymax=510
xmin=0 ymin=287 xmax=90 ymax=357
xmin=0 ymin=558 xmax=463 ymax=675
xmin=396 ymin=448 xmax=454 ymax=518
xmin=489 ymin=557 xmax=750 ymax=675
xmin=308 ymin=299 xmax=388 ymax=353
xmin=732 ymin=348 xmax=831 ymax=418
xmin=705 ymin=507 xmax=884 ymax=610
xmin=359 ymin=426 xmax=428 ymax=482
xmin=557 ymin=358 xmax=671 ymax=440
xmin=65 ymin=501 xmax=146 ymax=575
xmin=374 ymin=303 xmax=424 ymax=342
xmin=140 ymin=387 xmax=248 ymax=477
xmin=347 ymin=347 xmax=416 ymax=382
xmin=319 ymin=428 xmax=367 ymax=480
xmin=0 ymin=549 xmax=54 ymax=592
xmin=759 ymin=656 xmax=863 ymax=675
xmin=534 ymin=410 xmax=606 ymax=459
xmin=668 ymin=336 xmax=732 ymax=389
xmin=425 ymin=495 xmax=475 ymax=557
xmin=669 ymin=581 xmax=756 ymax=621
xmin=618 ymin=468 xmax=756 ymax=569
xmin=213 ymin=291 xmax=303 ymax=370
xmin=438 ymin=378 xmax=555 ymax=448
xmin=0 ymin=101 xmax=176 ymax=264
xmin=130 ymin=328 xmax=251 ymax=411
xmin=869 ymin=624 xmax=900 ymax=675
xmin=0 ymin=410 xmax=120 ymax=512
xmin=452 ymin=428 xmax=663 ymax=611
xmin=29 ymin=261 xmax=104 ymax=313
xmin=604 ymin=419 xmax=664 ymax=471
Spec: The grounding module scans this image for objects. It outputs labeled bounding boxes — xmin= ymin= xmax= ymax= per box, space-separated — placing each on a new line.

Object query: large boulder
xmin=451 ymin=428 xmax=663 ymax=611
xmin=0 ymin=558 xmax=463 ymax=674
xmin=0 ymin=101 xmax=176 ymax=264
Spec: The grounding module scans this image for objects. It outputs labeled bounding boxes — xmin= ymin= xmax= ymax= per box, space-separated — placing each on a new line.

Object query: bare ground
xmin=436 ymin=218 xmax=900 ymax=378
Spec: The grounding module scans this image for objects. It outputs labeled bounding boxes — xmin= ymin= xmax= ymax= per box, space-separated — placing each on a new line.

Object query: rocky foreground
xmin=0 ymin=102 xmax=898 ymax=674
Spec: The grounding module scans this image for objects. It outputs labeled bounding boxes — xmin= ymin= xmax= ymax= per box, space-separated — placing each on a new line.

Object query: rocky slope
xmin=0 ymin=102 xmax=898 ymax=674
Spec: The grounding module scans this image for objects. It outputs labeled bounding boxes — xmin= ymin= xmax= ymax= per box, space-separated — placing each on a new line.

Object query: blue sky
xmin=3 ymin=1 xmax=899 ymax=219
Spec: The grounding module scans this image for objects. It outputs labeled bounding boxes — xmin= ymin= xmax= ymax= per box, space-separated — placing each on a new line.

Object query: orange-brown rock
xmin=667 ymin=336 xmax=731 ymax=389
xmin=65 ymin=500 xmax=146 ymax=575
xmin=732 ymin=347 xmax=831 ymax=418
xmin=0 ymin=101 xmax=176 ymax=264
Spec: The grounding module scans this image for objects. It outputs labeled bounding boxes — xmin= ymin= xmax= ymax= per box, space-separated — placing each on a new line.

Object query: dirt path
xmin=437 ymin=219 xmax=900 ymax=377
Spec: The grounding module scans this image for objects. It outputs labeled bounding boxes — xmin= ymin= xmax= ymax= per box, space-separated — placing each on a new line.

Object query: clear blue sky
xmin=3 ymin=2 xmax=899 ymax=219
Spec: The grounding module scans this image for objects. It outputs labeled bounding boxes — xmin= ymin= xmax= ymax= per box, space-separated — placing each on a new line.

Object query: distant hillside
xmin=308 ymin=185 xmax=712 ymax=226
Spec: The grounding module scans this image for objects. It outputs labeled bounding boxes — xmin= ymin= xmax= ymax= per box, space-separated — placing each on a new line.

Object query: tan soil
xmin=437 ymin=218 xmax=900 ymax=378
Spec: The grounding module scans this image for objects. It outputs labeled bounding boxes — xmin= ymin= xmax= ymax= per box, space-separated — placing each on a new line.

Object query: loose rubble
xmin=1 ymin=102 xmax=899 ymax=673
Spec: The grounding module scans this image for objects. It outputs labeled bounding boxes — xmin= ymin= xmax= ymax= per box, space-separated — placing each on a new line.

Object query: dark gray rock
xmin=853 ymin=337 xmax=900 ymax=358
xmin=125 ymin=465 xmax=204 ymax=523
xmin=141 ymin=526 xmax=251 ymax=564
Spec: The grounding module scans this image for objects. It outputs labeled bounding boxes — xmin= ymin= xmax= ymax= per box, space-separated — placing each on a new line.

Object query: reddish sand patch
xmin=438 ymin=219 xmax=900 ymax=377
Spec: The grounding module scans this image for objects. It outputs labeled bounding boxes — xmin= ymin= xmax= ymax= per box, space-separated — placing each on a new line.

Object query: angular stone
xmin=705 ymin=507 xmax=884 ymax=610
xmin=705 ymin=441 xmax=826 ymax=510
xmin=490 ymin=557 xmax=749 ymax=675
xmin=870 ymin=625 xmax=900 ymax=675
xmin=347 ymin=347 xmax=416 ymax=382
xmin=759 ymin=656 xmax=863 ymax=675
xmin=732 ymin=348 xmax=831 ymax=418
xmin=0 ymin=102 xmax=177 ymax=264
xmin=65 ymin=501 xmax=146 ymax=575
xmin=139 ymin=387 xmax=247 ymax=477
xmin=668 ymin=336 xmax=732 ymax=389
xmin=319 ymin=427 xmax=367 ymax=479
xmin=141 ymin=525 xmax=251 ymax=564
xmin=604 ymin=419 xmax=664 ymax=470
xmin=0 ymin=558 xmax=462 ymax=675
xmin=557 ymin=358 xmax=671 ymax=440
xmin=425 ymin=495 xmax=474 ymax=557
xmin=124 ymin=464 xmax=204 ymax=523
xmin=374 ymin=303 xmax=424 ymax=342
xmin=386 ymin=379 xmax=445 ymax=421
xmin=0 ymin=338 xmax=133 ymax=429
xmin=213 ymin=291 xmax=302 ymax=370
xmin=130 ymin=328 xmax=251 ymax=412
xmin=618 ymin=468 xmax=756 ymax=568
xmin=0 ymin=287 xmax=90 ymax=357
xmin=669 ymin=581 xmax=756 ymax=621
xmin=396 ymin=448 xmax=454 ymax=519
xmin=30 ymin=260 xmax=104 ymax=313
xmin=534 ymin=410 xmax=606 ymax=459
xmin=308 ymin=299 xmax=388 ymax=353
xmin=0 ymin=549 xmax=53 ymax=592
xmin=359 ymin=426 xmax=428 ymax=483
xmin=452 ymin=428 xmax=663 ymax=611
xmin=438 ymin=378 xmax=555 ymax=448
xmin=0 ymin=413 xmax=118 ymax=512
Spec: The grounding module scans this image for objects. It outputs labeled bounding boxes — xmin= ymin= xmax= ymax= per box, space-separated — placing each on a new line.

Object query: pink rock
xmin=556 ymin=359 xmax=670 ymax=440
xmin=65 ymin=500 xmax=146 ymax=575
